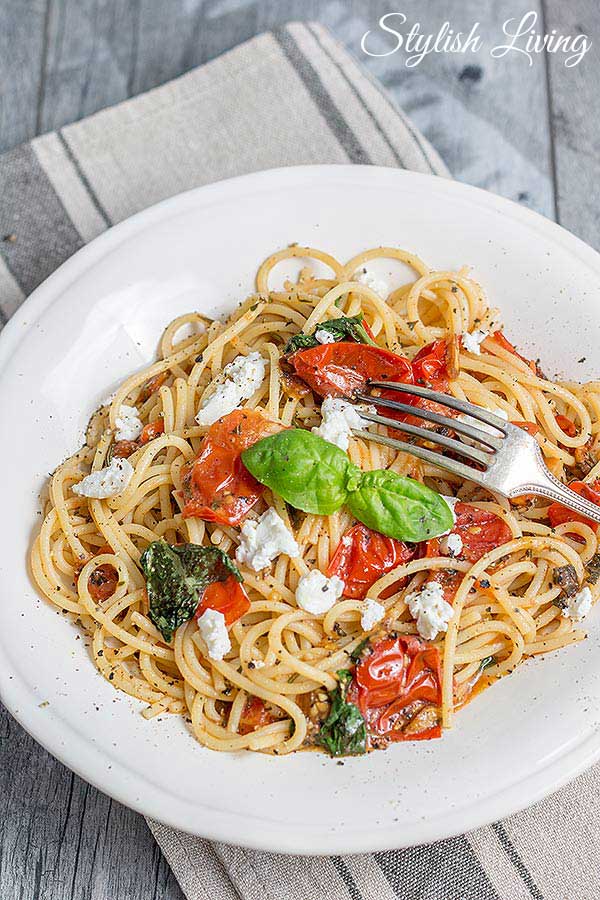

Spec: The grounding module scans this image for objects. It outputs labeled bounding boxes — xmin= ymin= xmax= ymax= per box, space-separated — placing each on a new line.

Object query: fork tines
xmin=353 ymin=381 xmax=508 ymax=472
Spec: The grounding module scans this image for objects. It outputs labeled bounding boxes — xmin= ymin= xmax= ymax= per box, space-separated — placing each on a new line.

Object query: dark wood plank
xmin=0 ymin=705 xmax=184 ymax=900
xmin=0 ymin=0 xmax=49 ymax=153
xmin=543 ymin=0 xmax=600 ymax=247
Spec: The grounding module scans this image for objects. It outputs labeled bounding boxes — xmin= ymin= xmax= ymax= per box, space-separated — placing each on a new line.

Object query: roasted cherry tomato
xmin=402 ymin=340 xmax=459 ymax=427
xmin=194 ymin=575 xmax=250 ymax=627
xmin=139 ymin=371 xmax=168 ymax=401
xmin=290 ymin=341 xmax=414 ymax=399
xmin=87 ymin=559 xmax=118 ymax=602
xmin=411 ymin=340 xmax=450 ymax=391
xmin=326 ymin=524 xmax=415 ymax=600
xmin=348 ymin=635 xmax=442 ymax=742
xmin=490 ymin=331 xmax=537 ymax=373
xmin=424 ymin=502 xmax=512 ymax=564
xmin=547 ymin=479 xmax=600 ymax=533
xmin=112 ymin=440 xmax=138 ymax=459
xmin=139 ymin=418 xmax=165 ymax=444
xmin=512 ymin=421 xmax=539 ymax=436
xmin=555 ymin=414 xmax=577 ymax=438
xmin=238 ymin=696 xmax=276 ymax=735
xmin=181 ymin=409 xmax=283 ymax=525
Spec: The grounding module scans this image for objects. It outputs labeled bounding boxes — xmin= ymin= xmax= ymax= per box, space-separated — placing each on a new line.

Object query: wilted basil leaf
xmin=284 ymin=316 xmax=376 ymax=354
xmin=140 ymin=541 xmax=241 ymax=642
xmin=318 ymin=669 xmax=367 ymax=757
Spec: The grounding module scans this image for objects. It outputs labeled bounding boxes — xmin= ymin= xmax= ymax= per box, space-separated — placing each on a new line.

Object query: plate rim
xmin=2 ymin=163 xmax=600 ymax=854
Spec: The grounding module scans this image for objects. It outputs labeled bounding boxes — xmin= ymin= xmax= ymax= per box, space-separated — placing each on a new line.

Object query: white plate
xmin=2 ymin=165 xmax=600 ymax=855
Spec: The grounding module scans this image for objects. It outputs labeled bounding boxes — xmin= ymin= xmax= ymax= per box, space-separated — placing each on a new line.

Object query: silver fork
xmin=352 ymin=381 xmax=600 ymax=524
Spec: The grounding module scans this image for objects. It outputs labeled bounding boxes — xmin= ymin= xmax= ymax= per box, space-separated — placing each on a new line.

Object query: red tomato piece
xmin=490 ymin=331 xmax=536 ymax=373
xmin=348 ymin=635 xmax=442 ymax=742
xmin=88 ymin=562 xmax=118 ymax=602
xmin=112 ymin=440 xmax=138 ymax=459
xmin=181 ymin=409 xmax=283 ymax=525
xmin=512 ymin=421 xmax=539 ymax=436
xmin=425 ymin=501 xmax=512 ymax=565
xmin=290 ymin=341 xmax=414 ymax=399
xmin=194 ymin=575 xmax=250 ymax=627
xmin=555 ymin=414 xmax=577 ymax=438
xmin=238 ymin=696 xmax=276 ymax=735
xmin=139 ymin=418 xmax=165 ymax=445
xmin=411 ymin=340 xmax=450 ymax=391
xmin=548 ymin=479 xmax=600 ymax=533
xmin=139 ymin=371 xmax=168 ymax=401
xmin=326 ymin=524 xmax=415 ymax=600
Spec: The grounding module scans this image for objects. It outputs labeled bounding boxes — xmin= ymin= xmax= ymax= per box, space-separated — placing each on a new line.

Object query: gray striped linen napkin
xmin=1 ymin=19 xmax=598 ymax=900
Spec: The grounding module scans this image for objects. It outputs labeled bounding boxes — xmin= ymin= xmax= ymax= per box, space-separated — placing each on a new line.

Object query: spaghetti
xmin=30 ymin=245 xmax=600 ymax=755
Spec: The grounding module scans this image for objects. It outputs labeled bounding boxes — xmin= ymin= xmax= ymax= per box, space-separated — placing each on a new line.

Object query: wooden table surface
xmin=1 ymin=2 xmax=598 ymax=898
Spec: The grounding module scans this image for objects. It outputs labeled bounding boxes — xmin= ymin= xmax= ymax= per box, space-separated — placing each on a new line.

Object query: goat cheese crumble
xmin=296 ymin=570 xmax=344 ymax=616
xmin=315 ymin=328 xmax=336 ymax=344
xmin=236 ymin=508 xmax=299 ymax=571
xmin=196 ymin=352 xmax=266 ymax=426
xmin=406 ymin=581 xmax=454 ymax=641
xmin=312 ymin=397 xmax=374 ymax=451
xmin=353 ymin=267 xmax=388 ymax=298
xmin=461 ymin=329 xmax=489 ymax=355
xmin=361 ymin=598 xmax=385 ymax=631
xmin=114 ymin=404 xmax=143 ymax=442
xmin=197 ymin=608 xmax=231 ymax=660
xmin=440 ymin=533 xmax=463 ymax=557
xmin=562 ymin=586 xmax=593 ymax=621
xmin=72 ymin=457 xmax=134 ymax=499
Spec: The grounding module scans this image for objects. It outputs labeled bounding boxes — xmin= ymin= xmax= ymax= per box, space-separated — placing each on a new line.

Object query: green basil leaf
xmin=140 ymin=540 xmax=241 ymax=643
xmin=317 ymin=669 xmax=367 ymax=757
xmin=284 ymin=315 xmax=376 ymax=355
xmin=242 ymin=429 xmax=357 ymax=515
xmin=346 ymin=470 xmax=454 ymax=543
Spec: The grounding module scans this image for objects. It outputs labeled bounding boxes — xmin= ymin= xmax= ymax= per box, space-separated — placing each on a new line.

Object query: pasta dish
xmin=30 ymin=245 xmax=600 ymax=756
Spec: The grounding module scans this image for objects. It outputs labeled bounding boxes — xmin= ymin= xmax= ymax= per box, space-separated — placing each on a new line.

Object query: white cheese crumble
xmin=406 ymin=581 xmax=454 ymax=641
xmin=315 ymin=328 xmax=336 ymax=344
xmin=461 ymin=329 xmax=489 ymax=355
xmin=312 ymin=397 xmax=374 ymax=451
xmin=458 ymin=407 xmax=508 ymax=447
xmin=296 ymin=570 xmax=344 ymax=616
xmin=236 ymin=508 xmax=299 ymax=571
xmin=197 ymin=608 xmax=231 ymax=660
xmin=72 ymin=457 xmax=134 ymax=499
xmin=562 ymin=586 xmax=593 ymax=622
xmin=196 ymin=351 xmax=267 ymax=426
xmin=440 ymin=533 xmax=463 ymax=557
xmin=114 ymin=404 xmax=143 ymax=442
xmin=361 ymin=598 xmax=385 ymax=631
xmin=353 ymin=267 xmax=388 ymax=298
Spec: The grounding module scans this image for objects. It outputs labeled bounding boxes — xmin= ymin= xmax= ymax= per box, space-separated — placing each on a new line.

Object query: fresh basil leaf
xmin=140 ymin=540 xmax=241 ymax=643
xmin=242 ymin=429 xmax=357 ymax=515
xmin=284 ymin=315 xmax=376 ymax=355
xmin=346 ymin=470 xmax=454 ymax=543
xmin=318 ymin=668 xmax=367 ymax=757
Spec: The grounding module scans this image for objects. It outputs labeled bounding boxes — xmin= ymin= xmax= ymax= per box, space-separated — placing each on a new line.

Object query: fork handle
xmin=520 ymin=467 xmax=600 ymax=526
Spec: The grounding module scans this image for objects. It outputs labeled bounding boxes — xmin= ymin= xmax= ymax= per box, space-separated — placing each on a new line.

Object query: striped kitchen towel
xmin=1 ymin=19 xmax=598 ymax=900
